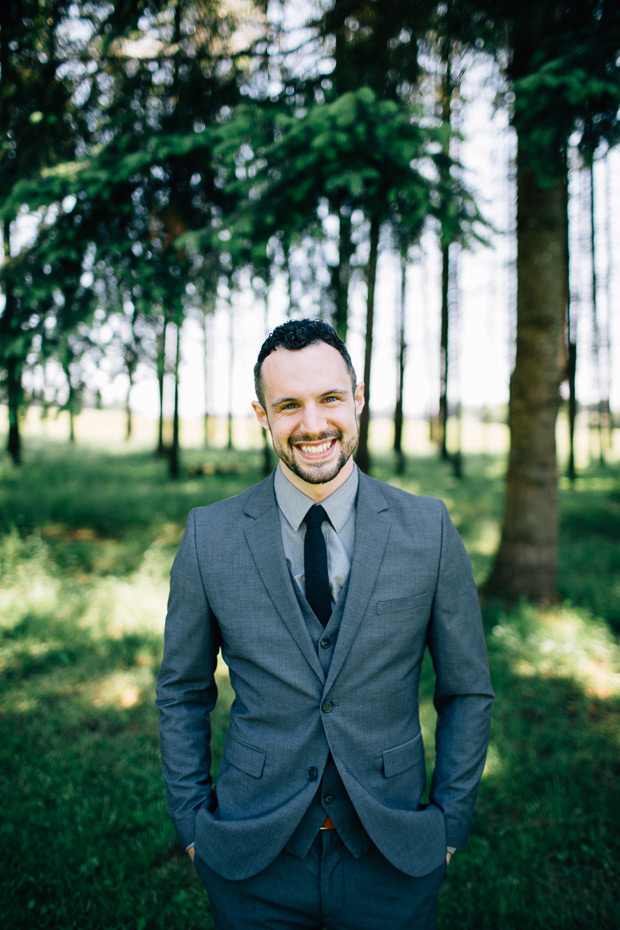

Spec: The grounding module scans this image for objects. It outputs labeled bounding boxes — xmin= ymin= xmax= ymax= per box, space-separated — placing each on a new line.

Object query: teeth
xmin=299 ymin=441 xmax=332 ymax=455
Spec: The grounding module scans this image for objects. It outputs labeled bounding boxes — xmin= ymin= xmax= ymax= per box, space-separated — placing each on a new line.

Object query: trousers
xmin=194 ymin=829 xmax=447 ymax=930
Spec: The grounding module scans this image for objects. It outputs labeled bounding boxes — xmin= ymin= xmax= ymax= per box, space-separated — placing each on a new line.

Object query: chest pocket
xmin=376 ymin=593 xmax=428 ymax=615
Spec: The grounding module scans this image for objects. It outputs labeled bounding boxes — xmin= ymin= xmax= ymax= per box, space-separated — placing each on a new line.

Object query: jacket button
xmin=307 ymin=766 xmax=318 ymax=780
xmin=321 ymin=700 xmax=334 ymax=713
xmin=320 ymin=638 xmax=331 ymax=648
xmin=324 ymin=794 xmax=335 ymax=804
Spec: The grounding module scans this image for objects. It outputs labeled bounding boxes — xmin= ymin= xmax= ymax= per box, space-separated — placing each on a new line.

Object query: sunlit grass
xmin=490 ymin=603 xmax=620 ymax=698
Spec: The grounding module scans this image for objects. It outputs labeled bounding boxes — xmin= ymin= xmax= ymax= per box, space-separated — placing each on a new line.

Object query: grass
xmin=1 ymin=433 xmax=619 ymax=929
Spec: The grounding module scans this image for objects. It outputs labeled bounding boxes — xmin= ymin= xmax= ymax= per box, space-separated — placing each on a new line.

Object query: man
xmin=156 ymin=319 xmax=493 ymax=930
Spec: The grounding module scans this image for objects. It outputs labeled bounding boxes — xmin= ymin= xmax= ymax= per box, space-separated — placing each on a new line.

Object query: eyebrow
xmin=270 ymin=388 xmax=349 ymax=409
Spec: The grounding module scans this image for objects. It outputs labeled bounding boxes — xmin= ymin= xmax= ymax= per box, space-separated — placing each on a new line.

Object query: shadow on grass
xmin=438 ymin=606 xmax=620 ymax=930
xmin=0 ymin=610 xmax=233 ymax=930
xmin=558 ymin=474 xmax=620 ymax=633
xmin=1 ymin=613 xmax=157 ymax=682
xmin=0 ymin=442 xmax=267 ymax=574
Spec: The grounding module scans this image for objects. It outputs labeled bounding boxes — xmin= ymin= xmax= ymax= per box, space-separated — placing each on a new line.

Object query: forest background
xmin=1 ymin=2 xmax=620 ymax=929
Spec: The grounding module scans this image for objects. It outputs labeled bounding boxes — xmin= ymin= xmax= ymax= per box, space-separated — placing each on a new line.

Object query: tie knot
xmin=304 ymin=504 xmax=327 ymax=529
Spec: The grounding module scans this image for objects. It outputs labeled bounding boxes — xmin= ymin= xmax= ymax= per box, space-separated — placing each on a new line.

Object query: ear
xmin=354 ymin=383 xmax=365 ymax=418
xmin=252 ymin=400 xmax=270 ymax=431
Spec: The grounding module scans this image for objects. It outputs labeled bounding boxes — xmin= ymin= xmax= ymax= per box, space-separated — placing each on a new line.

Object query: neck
xmin=278 ymin=457 xmax=354 ymax=502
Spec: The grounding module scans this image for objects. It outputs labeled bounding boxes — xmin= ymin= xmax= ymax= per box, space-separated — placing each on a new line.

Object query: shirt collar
xmin=274 ymin=463 xmax=359 ymax=533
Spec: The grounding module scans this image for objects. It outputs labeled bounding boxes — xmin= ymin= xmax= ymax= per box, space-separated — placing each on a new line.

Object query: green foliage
xmin=1 ymin=0 xmax=257 ymax=460
xmin=215 ymin=85 xmax=484 ymax=276
xmin=0 ymin=0 xmax=91 ymax=456
xmin=0 ymin=0 xmax=82 ymax=202
xmin=2 ymin=1 xmax=490 ymax=465
xmin=451 ymin=1 xmax=620 ymax=179
xmin=513 ymin=53 xmax=620 ymax=179
xmin=0 ymin=441 xmax=618 ymax=928
xmin=263 ymin=88 xmax=432 ymax=213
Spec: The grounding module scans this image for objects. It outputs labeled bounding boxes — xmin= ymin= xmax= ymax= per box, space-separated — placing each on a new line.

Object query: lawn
xmin=1 ymin=432 xmax=619 ymax=929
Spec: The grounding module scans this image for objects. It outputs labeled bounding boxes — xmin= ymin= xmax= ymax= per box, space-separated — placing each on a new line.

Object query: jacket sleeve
xmin=155 ymin=509 xmax=221 ymax=849
xmin=426 ymin=502 xmax=494 ymax=848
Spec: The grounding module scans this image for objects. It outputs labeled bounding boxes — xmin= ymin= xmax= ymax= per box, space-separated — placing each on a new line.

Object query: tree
xmin=82 ymin=0 xmax=256 ymax=474
xmin=5 ymin=0 xmax=264 ymax=474
xmin=392 ymin=250 xmax=408 ymax=475
xmin=316 ymin=0 xmax=433 ymax=339
xmin=564 ymin=154 xmax=577 ymax=482
xmin=435 ymin=44 xmax=465 ymax=470
xmin=450 ymin=0 xmax=620 ymax=600
xmin=0 ymin=0 xmax=84 ymax=463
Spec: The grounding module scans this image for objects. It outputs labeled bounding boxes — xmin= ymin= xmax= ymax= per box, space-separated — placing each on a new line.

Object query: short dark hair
xmin=254 ymin=319 xmax=357 ymax=408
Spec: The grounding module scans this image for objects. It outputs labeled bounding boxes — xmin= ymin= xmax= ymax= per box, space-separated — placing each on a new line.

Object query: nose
xmin=299 ymin=402 xmax=327 ymax=436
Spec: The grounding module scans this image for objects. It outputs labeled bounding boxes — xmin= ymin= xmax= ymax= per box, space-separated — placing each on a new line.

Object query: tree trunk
xmin=393 ymin=252 xmax=407 ymax=475
xmin=6 ymin=354 xmax=22 ymax=465
xmin=438 ymin=243 xmax=450 ymax=461
xmin=169 ymin=322 xmax=181 ymax=479
xmin=202 ymin=310 xmax=210 ymax=449
xmin=227 ymin=301 xmax=234 ymax=451
xmin=561 ymin=158 xmax=577 ymax=483
xmin=437 ymin=45 xmax=458 ymax=467
xmin=449 ymin=248 xmax=463 ymax=481
xmin=356 ymin=214 xmax=380 ymax=475
xmin=283 ymin=243 xmax=295 ymax=320
xmin=485 ymin=152 xmax=565 ymax=602
xmin=125 ymin=375 xmax=134 ymax=441
xmin=2 ymin=219 xmax=22 ymax=465
xmin=156 ymin=316 xmax=168 ymax=456
xmin=602 ymin=153 xmax=613 ymax=450
xmin=331 ymin=203 xmax=353 ymax=341
xmin=566 ymin=339 xmax=577 ymax=482
xmin=261 ymin=293 xmax=272 ymax=477
xmin=588 ymin=157 xmax=605 ymax=466
xmin=69 ymin=403 xmax=76 ymax=443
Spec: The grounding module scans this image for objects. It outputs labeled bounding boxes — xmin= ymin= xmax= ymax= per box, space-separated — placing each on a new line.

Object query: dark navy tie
xmin=304 ymin=505 xmax=332 ymax=626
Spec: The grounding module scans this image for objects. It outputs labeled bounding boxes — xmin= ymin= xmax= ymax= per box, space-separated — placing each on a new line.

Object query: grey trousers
xmin=194 ymin=830 xmax=447 ymax=930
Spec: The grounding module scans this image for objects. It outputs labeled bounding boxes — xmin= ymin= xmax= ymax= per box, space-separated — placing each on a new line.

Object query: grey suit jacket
xmin=156 ymin=470 xmax=493 ymax=880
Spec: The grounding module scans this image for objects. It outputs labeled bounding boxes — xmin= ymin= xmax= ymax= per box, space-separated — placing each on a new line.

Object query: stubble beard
xmin=273 ymin=428 xmax=359 ymax=485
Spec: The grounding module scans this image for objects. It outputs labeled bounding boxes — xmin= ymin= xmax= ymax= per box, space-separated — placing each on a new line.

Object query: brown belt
xmin=320 ymin=816 xmax=335 ymax=830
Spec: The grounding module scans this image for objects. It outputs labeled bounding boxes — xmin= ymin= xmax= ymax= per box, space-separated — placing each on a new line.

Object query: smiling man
xmin=156 ymin=319 xmax=493 ymax=930
xmin=251 ymin=331 xmax=364 ymax=495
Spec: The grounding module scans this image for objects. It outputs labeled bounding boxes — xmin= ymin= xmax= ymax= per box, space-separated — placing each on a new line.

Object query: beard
xmin=271 ymin=428 xmax=359 ymax=485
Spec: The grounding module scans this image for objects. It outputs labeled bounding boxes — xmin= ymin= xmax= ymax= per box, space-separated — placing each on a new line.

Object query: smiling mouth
xmin=295 ymin=439 xmax=336 ymax=456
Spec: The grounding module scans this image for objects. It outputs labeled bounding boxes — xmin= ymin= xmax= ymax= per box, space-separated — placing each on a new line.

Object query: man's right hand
xmin=188 ymin=845 xmax=195 ymax=862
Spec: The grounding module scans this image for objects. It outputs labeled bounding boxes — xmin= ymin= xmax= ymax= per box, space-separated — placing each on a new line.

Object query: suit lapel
xmin=325 ymin=472 xmax=391 ymax=691
xmin=243 ymin=477 xmax=325 ymax=683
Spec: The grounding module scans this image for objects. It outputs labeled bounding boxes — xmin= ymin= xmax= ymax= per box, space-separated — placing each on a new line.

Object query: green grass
xmin=1 ymin=439 xmax=619 ymax=929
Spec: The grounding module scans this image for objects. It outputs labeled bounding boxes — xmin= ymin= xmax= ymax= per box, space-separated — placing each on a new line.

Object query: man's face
xmin=252 ymin=342 xmax=365 ymax=500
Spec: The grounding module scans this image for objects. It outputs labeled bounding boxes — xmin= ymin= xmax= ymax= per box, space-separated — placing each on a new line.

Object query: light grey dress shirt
xmin=273 ymin=465 xmax=358 ymax=609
